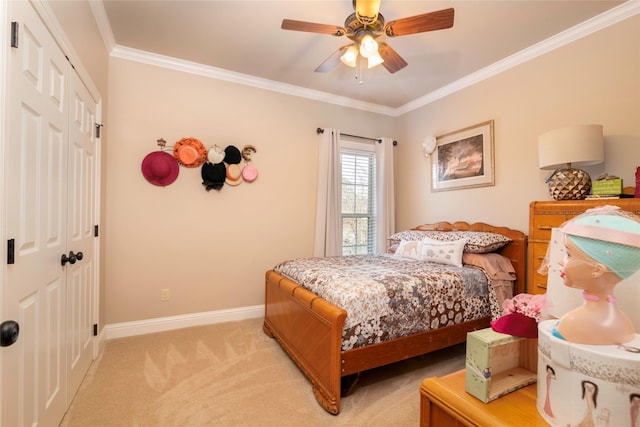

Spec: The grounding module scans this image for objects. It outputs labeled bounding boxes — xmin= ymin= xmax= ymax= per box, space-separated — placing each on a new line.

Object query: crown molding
xmin=96 ymin=1 xmax=640 ymax=117
xmin=110 ymin=45 xmax=397 ymax=116
xmin=396 ymin=0 xmax=640 ymax=116
xmin=88 ymin=0 xmax=116 ymax=54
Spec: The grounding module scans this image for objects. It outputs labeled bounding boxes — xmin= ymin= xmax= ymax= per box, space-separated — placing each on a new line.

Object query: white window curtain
xmin=375 ymin=137 xmax=395 ymax=253
xmin=313 ymin=128 xmax=342 ymax=257
xmin=314 ymin=130 xmax=395 ymax=257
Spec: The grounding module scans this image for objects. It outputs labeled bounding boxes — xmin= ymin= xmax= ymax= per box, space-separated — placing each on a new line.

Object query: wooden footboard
xmin=263 ymin=270 xmax=347 ymax=414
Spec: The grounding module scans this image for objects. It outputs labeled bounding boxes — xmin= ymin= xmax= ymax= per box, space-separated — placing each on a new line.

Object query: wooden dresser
xmin=528 ymin=199 xmax=640 ymax=294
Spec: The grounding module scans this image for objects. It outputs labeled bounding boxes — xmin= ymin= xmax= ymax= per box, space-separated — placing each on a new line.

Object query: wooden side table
xmin=420 ymin=369 xmax=549 ymax=427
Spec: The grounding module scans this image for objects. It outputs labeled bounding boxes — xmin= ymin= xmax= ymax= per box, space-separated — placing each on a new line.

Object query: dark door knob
xmin=1 ymin=320 xmax=19 ymax=347
xmin=61 ymin=251 xmax=77 ymax=266
xmin=75 ymin=251 xmax=83 ymax=261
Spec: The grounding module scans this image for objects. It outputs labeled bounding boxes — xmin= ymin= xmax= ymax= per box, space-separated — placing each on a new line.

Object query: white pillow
xmin=393 ymin=240 xmax=424 ymax=260
xmin=420 ymin=238 xmax=466 ymax=267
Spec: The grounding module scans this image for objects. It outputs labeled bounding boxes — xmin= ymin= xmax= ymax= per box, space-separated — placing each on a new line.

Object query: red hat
xmin=141 ymin=151 xmax=179 ymax=186
xmin=490 ymin=312 xmax=538 ymax=338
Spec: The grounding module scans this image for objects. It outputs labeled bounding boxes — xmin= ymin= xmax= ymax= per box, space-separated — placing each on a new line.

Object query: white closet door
xmin=1 ymin=1 xmax=95 ymax=426
xmin=65 ymin=69 xmax=96 ymax=403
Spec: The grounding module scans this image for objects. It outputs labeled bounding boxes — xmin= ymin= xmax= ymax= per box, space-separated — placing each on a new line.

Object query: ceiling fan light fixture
xmin=340 ymin=45 xmax=359 ymax=67
xmin=355 ymin=0 xmax=381 ymax=24
xmin=367 ymin=52 xmax=384 ymax=69
xmin=359 ymin=34 xmax=378 ymax=58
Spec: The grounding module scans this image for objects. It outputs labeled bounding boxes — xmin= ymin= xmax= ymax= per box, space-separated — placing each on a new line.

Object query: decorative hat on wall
xmin=241 ymin=145 xmax=258 ymax=183
xmin=207 ymin=145 xmax=225 ymax=164
xmin=242 ymin=164 xmax=258 ymax=183
xmin=174 ymin=137 xmax=207 ymax=168
xmin=223 ymin=145 xmax=242 ymax=164
xmin=141 ymin=151 xmax=179 ymax=186
xmin=225 ymin=163 xmax=243 ymax=186
xmin=201 ymin=162 xmax=226 ymax=191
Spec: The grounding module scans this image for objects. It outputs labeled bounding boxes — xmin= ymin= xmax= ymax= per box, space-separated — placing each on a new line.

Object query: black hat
xmin=224 ymin=145 xmax=242 ymax=164
xmin=201 ymin=162 xmax=226 ymax=191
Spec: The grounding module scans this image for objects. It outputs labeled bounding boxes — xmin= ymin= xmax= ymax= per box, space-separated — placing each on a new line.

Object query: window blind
xmin=341 ymin=146 xmax=376 ymax=255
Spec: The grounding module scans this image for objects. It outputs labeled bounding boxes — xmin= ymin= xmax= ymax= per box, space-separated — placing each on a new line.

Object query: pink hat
xmin=242 ymin=164 xmax=258 ymax=183
xmin=141 ymin=151 xmax=179 ymax=186
xmin=490 ymin=312 xmax=538 ymax=338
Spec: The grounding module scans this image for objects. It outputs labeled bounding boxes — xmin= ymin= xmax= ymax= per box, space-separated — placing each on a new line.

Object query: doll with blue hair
xmin=552 ymin=205 xmax=640 ymax=345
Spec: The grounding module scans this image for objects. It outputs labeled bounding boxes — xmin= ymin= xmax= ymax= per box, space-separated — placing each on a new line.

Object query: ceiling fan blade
xmin=384 ymin=8 xmax=454 ymax=37
xmin=281 ymin=19 xmax=346 ymax=36
xmin=378 ymin=43 xmax=408 ymax=73
xmin=314 ymin=46 xmax=349 ymax=73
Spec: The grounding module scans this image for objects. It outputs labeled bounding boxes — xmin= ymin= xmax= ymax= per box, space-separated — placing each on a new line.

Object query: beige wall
xmin=62 ymin=5 xmax=638 ymax=326
xmin=395 ymin=14 xmax=640 ymax=233
xmin=105 ymin=58 xmax=395 ymax=324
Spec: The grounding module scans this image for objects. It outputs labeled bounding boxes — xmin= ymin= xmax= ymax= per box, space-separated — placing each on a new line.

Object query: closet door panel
xmin=3 ymin=2 xmax=69 ymax=426
xmin=65 ymin=71 xmax=96 ymax=402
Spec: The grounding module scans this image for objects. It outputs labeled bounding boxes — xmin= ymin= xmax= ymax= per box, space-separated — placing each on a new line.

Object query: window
xmin=341 ymin=141 xmax=376 ymax=255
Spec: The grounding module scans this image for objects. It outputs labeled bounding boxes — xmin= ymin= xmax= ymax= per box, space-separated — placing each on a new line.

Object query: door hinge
xmin=10 ymin=22 xmax=18 ymax=48
xmin=94 ymin=225 xmax=99 ymax=237
xmin=7 ymin=239 xmax=15 ymax=264
xmin=93 ymin=324 xmax=98 ymax=336
xmin=95 ymin=123 xmax=103 ymax=138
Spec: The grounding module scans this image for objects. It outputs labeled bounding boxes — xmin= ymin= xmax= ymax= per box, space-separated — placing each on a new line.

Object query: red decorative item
xmin=635 ymin=166 xmax=640 ymax=198
xmin=490 ymin=312 xmax=539 ymax=338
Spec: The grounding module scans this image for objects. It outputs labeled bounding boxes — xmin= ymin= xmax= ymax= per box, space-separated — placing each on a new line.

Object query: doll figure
xmin=553 ymin=206 xmax=640 ymax=345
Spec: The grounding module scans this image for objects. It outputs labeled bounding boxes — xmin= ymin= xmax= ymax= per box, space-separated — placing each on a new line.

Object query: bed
xmin=262 ymin=221 xmax=527 ymax=414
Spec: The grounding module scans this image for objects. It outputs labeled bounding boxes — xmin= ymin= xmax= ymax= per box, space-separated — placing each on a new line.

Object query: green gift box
xmin=592 ymin=178 xmax=623 ymax=195
xmin=465 ymin=328 xmax=537 ymax=403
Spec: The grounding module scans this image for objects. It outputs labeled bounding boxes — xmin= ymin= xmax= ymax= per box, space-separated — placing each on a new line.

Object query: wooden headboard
xmin=411 ymin=221 xmax=528 ymax=295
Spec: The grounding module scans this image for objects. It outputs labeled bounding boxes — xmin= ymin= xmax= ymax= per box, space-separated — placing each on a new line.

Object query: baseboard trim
xmin=104 ymin=304 xmax=265 ymax=340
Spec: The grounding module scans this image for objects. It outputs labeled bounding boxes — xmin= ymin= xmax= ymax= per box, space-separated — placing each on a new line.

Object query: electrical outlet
xmin=161 ymin=289 xmax=170 ymax=302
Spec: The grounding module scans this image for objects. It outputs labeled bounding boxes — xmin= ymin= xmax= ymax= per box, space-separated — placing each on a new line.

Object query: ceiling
xmin=100 ymin=0 xmax=626 ymax=111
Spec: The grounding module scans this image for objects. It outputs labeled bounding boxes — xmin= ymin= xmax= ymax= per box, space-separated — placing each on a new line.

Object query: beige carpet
xmin=60 ymin=318 xmax=466 ymax=426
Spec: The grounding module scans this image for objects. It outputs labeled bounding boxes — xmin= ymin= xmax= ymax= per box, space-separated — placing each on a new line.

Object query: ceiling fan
xmin=281 ymin=0 xmax=454 ymax=74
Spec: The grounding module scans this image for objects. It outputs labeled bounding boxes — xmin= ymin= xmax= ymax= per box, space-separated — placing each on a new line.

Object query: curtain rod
xmin=316 ymin=128 xmax=398 ymax=146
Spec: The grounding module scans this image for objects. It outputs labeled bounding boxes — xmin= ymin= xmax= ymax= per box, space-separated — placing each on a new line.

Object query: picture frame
xmin=431 ymin=120 xmax=495 ymax=192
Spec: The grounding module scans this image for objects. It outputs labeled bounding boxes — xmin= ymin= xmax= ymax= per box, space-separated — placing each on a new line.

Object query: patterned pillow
xmin=393 ymin=240 xmax=423 ymax=260
xmin=420 ymin=238 xmax=466 ymax=267
xmin=388 ymin=230 xmax=512 ymax=254
xmin=393 ymin=238 xmax=466 ymax=267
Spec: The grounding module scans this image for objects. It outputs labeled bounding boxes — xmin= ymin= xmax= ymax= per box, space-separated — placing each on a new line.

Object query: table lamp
xmin=538 ymin=125 xmax=604 ymax=200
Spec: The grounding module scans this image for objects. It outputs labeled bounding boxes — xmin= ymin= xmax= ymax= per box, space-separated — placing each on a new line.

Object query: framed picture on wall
xmin=431 ymin=120 xmax=495 ymax=192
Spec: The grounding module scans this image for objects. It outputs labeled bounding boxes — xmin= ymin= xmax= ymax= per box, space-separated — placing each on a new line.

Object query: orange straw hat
xmin=173 ymin=137 xmax=207 ymax=168
xmin=225 ymin=163 xmax=243 ymax=186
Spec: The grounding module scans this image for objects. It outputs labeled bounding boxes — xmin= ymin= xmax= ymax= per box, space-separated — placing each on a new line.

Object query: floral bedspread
xmin=273 ymin=254 xmax=501 ymax=351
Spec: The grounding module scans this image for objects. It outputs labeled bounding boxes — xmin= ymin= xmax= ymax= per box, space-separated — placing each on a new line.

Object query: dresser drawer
xmin=530 ymin=214 xmax=568 ymax=241
xmin=528 ymin=243 xmax=550 ymax=294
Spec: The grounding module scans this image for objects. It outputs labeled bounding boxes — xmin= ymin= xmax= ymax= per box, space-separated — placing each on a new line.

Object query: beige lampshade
xmin=538 ymin=125 xmax=604 ymax=170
